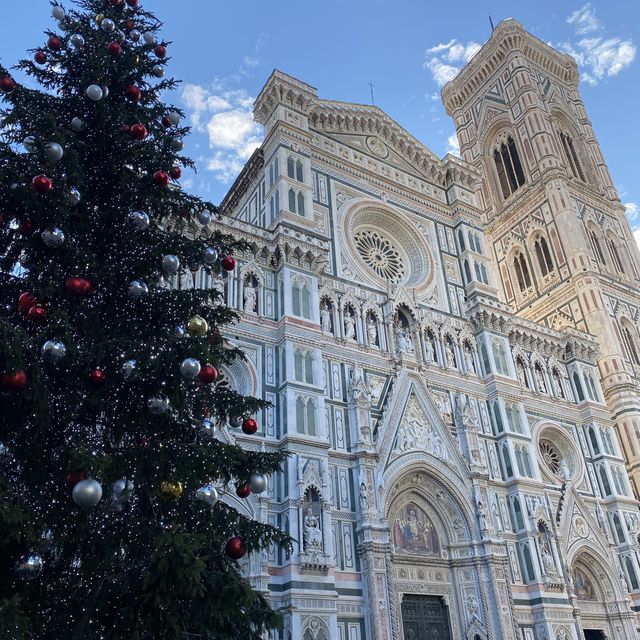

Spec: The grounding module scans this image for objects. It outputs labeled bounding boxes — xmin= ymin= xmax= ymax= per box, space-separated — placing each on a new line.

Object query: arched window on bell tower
xmin=587 ymin=225 xmax=606 ymax=264
xmin=533 ymin=234 xmax=554 ymax=277
xmin=513 ymin=250 xmax=532 ymax=292
xmin=493 ymin=134 xmax=526 ymax=199
xmin=559 ymin=130 xmax=586 ymax=182
xmin=607 ymin=233 xmax=626 ymax=274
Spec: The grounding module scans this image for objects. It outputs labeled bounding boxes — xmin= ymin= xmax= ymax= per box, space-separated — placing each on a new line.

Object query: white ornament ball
xmin=161 ymin=254 xmax=180 ymax=273
xmin=72 ymin=479 xmax=103 ymax=508
xmin=85 ymin=84 xmax=104 ymax=101
xmin=42 ymin=340 xmax=66 ymax=363
xmin=249 ymin=473 xmax=268 ymax=494
xmin=166 ymin=111 xmax=181 ymax=126
xmin=148 ymin=395 xmax=170 ymax=415
xmin=41 ymin=227 xmax=65 ymax=248
xmin=128 ymin=280 xmax=148 ymax=298
xmin=196 ymin=210 xmax=211 ymax=226
xmin=23 ymin=136 xmax=37 ymax=153
xmin=101 ymin=18 xmax=115 ymax=32
xmin=129 ymin=29 xmax=141 ymax=43
xmin=143 ymin=31 xmax=155 ymax=44
xmin=180 ymin=358 xmax=201 ymax=379
xmin=128 ymin=210 xmax=149 ymax=230
xmin=52 ymin=5 xmax=65 ymax=20
xmin=152 ymin=64 xmax=164 ymax=78
xmin=15 ymin=552 xmax=44 ymax=580
xmin=202 ymin=247 xmax=218 ymax=265
xmin=45 ymin=142 xmax=64 ymax=162
xmin=71 ymin=116 xmax=86 ymax=132
xmin=195 ymin=484 xmax=219 ymax=506
xmin=70 ymin=33 xmax=85 ymax=48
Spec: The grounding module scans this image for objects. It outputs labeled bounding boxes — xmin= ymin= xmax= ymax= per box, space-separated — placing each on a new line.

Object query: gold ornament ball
xmin=95 ymin=13 xmax=105 ymax=24
xmin=187 ymin=315 xmax=209 ymax=336
xmin=159 ymin=481 xmax=183 ymax=500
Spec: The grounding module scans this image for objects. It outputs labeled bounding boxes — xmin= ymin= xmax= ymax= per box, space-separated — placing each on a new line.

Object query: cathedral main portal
xmin=400 ymin=595 xmax=451 ymax=640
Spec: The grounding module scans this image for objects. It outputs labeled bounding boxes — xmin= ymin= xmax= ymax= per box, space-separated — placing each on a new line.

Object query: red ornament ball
xmin=0 ymin=370 xmax=28 ymax=393
xmin=153 ymin=171 xmax=169 ymax=187
xmin=124 ymin=18 xmax=135 ymax=31
xmin=32 ymin=175 xmax=53 ymax=193
xmin=154 ymin=45 xmax=166 ymax=59
xmin=126 ymin=0 xmax=139 ymax=7
xmin=34 ymin=51 xmax=47 ymax=64
xmin=65 ymin=470 xmax=87 ymax=490
xmin=47 ymin=36 xmax=63 ymax=52
xmin=235 ymin=483 xmax=251 ymax=499
xmin=197 ymin=364 xmax=218 ymax=384
xmin=0 ymin=76 xmax=16 ymax=92
xmin=169 ymin=166 xmax=182 ymax=180
xmin=242 ymin=418 xmax=258 ymax=435
xmin=225 ymin=535 xmax=247 ymax=560
xmin=130 ymin=123 xmax=147 ymax=140
xmin=64 ymin=277 xmax=92 ymax=297
xmin=161 ymin=116 xmax=172 ymax=128
xmin=107 ymin=41 xmax=122 ymax=57
xmin=27 ymin=305 xmax=47 ymax=322
xmin=124 ymin=84 xmax=141 ymax=101
xmin=221 ymin=255 xmax=236 ymax=272
xmin=89 ymin=368 xmax=106 ymax=385
xmin=18 ymin=220 xmax=33 ymax=234
xmin=18 ymin=292 xmax=37 ymax=314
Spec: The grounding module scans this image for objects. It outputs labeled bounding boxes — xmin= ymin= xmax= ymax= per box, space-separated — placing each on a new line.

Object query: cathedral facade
xmin=197 ymin=19 xmax=640 ymax=640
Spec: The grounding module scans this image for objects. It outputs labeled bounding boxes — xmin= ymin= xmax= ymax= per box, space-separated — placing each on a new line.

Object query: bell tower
xmin=443 ymin=19 xmax=640 ymax=493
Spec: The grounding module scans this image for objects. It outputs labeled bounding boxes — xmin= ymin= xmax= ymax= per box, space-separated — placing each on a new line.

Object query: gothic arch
xmin=220 ymin=346 xmax=259 ymax=398
xmin=550 ymin=107 xmax=595 ymax=184
xmin=569 ymin=546 xmax=626 ymax=603
xmin=506 ymin=242 xmax=535 ymax=300
xmin=238 ymin=261 xmax=264 ymax=286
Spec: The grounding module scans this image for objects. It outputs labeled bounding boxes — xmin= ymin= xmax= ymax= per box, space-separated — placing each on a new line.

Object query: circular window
xmin=354 ymin=229 xmax=405 ymax=283
xmin=539 ymin=439 xmax=561 ymax=475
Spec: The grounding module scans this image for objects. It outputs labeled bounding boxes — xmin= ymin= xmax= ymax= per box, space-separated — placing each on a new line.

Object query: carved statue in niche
xmin=359 ymin=482 xmax=370 ymax=513
xmin=320 ymin=302 xmax=332 ymax=334
xmin=349 ymin=367 xmax=372 ymax=407
xmin=392 ymin=501 xmax=440 ymax=555
xmin=445 ymin=340 xmax=456 ymax=368
xmin=516 ymin=358 xmax=528 ymax=388
xmin=425 ymin=334 xmax=435 ymax=363
xmin=535 ymin=366 xmax=547 ymax=394
xmin=344 ymin=310 xmax=356 ymax=340
xmin=243 ymin=280 xmax=257 ymax=313
xmin=366 ymin=314 xmax=378 ymax=346
xmin=464 ymin=343 xmax=475 ymax=373
xmin=303 ymin=508 xmax=323 ymax=549
xmin=394 ymin=323 xmax=413 ymax=353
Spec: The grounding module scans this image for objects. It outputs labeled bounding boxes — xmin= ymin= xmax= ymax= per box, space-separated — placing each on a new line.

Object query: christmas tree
xmin=0 ymin=1 xmax=290 ymax=638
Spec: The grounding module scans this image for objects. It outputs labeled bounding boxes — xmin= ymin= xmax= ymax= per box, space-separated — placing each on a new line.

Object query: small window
xmin=613 ymin=513 xmax=626 ymax=543
xmin=464 ymin=260 xmax=472 ymax=284
xmin=287 ymin=156 xmax=295 ymax=179
xmin=625 ymin=557 xmax=639 ymax=590
xmin=588 ymin=426 xmax=600 ymax=455
xmin=458 ymin=229 xmax=466 ymax=252
xmin=599 ymin=465 xmax=612 ymax=496
xmin=492 ymin=401 xmax=504 ymax=434
xmin=559 ymin=131 xmax=586 ymax=182
xmin=512 ymin=497 xmax=524 ymax=530
xmin=520 ymin=543 xmax=536 ymax=582
xmin=513 ymin=251 xmax=532 ymax=292
xmin=621 ymin=324 xmax=640 ymax=366
xmin=492 ymin=340 xmax=509 ymax=375
xmin=297 ymin=192 xmax=305 ymax=216
xmin=288 ymin=188 xmax=296 ymax=213
xmin=501 ymin=444 xmax=513 ymax=478
xmin=494 ymin=134 xmax=526 ymax=199
xmin=534 ymin=235 xmax=554 ymax=277
xmin=608 ymin=237 xmax=625 ymax=273
xmin=573 ymin=372 xmax=585 ymax=402
xmin=292 ymin=280 xmax=311 ymax=319
xmin=296 ymin=159 xmax=303 ymax=182
xmin=588 ymin=228 xmax=606 ymax=264
xmin=296 ymin=396 xmax=317 ymax=436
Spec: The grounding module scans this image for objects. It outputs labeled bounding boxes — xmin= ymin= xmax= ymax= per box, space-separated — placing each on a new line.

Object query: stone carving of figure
xmin=179 ymin=269 xmax=194 ymax=290
xmin=349 ymin=368 xmax=372 ymax=407
xmin=395 ymin=324 xmax=413 ymax=353
xmin=596 ymin=502 xmax=608 ymax=533
xmin=344 ymin=312 xmax=356 ymax=341
xmin=476 ymin=499 xmax=489 ymax=532
xmin=359 ymin=482 xmax=370 ymax=513
xmin=243 ymin=283 xmax=256 ymax=313
xmin=551 ymin=372 xmax=563 ymax=398
xmin=558 ymin=458 xmax=571 ymax=482
xmin=466 ymin=595 xmax=480 ymax=622
xmin=619 ymin=565 xmax=630 ymax=594
xmin=446 ymin=342 xmax=456 ymax=368
xmin=366 ymin=315 xmax=378 ymax=345
xmin=320 ymin=303 xmax=332 ymax=334
xmin=491 ymin=500 xmax=504 ymax=531
xmin=303 ymin=508 xmax=323 ymax=549
xmin=535 ymin=367 xmax=547 ymax=394
xmin=464 ymin=347 xmax=475 ymax=373
xmin=541 ymin=543 xmax=557 ymax=576
xmin=425 ymin=337 xmax=435 ymax=363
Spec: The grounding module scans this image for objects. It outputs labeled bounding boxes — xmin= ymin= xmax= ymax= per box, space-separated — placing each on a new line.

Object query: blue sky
xmin=3 ymin=1 xmax=639 ymax=237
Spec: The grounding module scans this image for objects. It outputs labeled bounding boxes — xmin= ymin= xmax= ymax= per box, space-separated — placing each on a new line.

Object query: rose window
xmin=539 ymin=439 xmax=561 ymax=475
xmin=354 ymin=229 xmax=405 ymax=283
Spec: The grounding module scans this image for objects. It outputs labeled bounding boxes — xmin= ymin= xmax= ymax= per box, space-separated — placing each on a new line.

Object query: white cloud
xmin=561 ymin=5 xmax=635 ymax=85
xmin=567 ymin=3 xmax=601 ymax=36
xmin=445 ymin=133 xmax=460 ymax=157
xmin=180 ymin=83 xmax=262 ymax=184
xmin=424 ymin=39 xmax=481 ymax=87
xmin=634 ymin=229 xmax=640 ymax=253
xmin=625 ymin=202 xmax=639 ymax=225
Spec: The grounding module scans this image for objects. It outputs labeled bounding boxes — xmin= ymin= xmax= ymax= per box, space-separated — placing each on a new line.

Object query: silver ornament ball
xmin=161 ymin=254 xmax=180 ymax=274
xmin=85 ymin=84 xmax=103 ymax=101
xmin=45 ymin=142 xmax=64 ymax=162
xmin=15 ymin=552 xmax=44 ymax=580
xmin=66 ymin=187 xmax=81 ymax=205
xmin=41 ymin=227 xmax=65 ymax=248
xmin=101 ymin=18 xmax=115 ymax=32
xmin=148 ymin=395 xmax=170 ymax=415
xmin=196 ymin=210 xmax=212 ymax=226
xmin=23 ymin=136 xmax=37 ymax=153
xmin=57 ymin=19 xmax=69 ymax=31
xmin=249 ymin=473 xmax=268 ymax=494
xmin=129 ymin=29 xmax=141 ymax=43
xmin=115 ymin=29 xmax=126 ymax=41
xmin=228 ymin=414 xmax=243 ymax=429
xmin=72 ymin=479 xmax=102 ymax=508
xmin=180 ymin=358 xmax=201 ymax=379
xmin=71 ymin=116 xmax=86 ymax=132
xmin=128 ymin=280 xmax=148 ymax=298
xmin=42 ymin=340 xmax=66 ymax=363
xmin=170 ymin=138 xmax=184 ymax=151
xmin=102 ymin=85 xmax=109 ymax=98
xmin=166 ymin=111 xmax=181 ymax=126
xmin=143 ymin=31 xmax=156 ymax=44
xmin=195 ymin=484 xmax=219 ymax=506
xmin=152 ymin=64 xmax=165 ymax=78
xmin=202 ymin=246 xmax=219 ymax=265
xmin=122 ymin=359 xmax=137 ymax=379
xmin=111 ymin=478 xmax=134 ymax=503
xmin=128 ymin=210 xmax=149 ymax=230
xmin=70 ymin=33 xmax=85 ymax=48
xmin=52 ymin=5 xmax=65 ymax=20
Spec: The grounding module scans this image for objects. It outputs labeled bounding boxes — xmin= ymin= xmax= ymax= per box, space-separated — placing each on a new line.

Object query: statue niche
xmin=392 ymin=501 xmax=440 ymax=556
